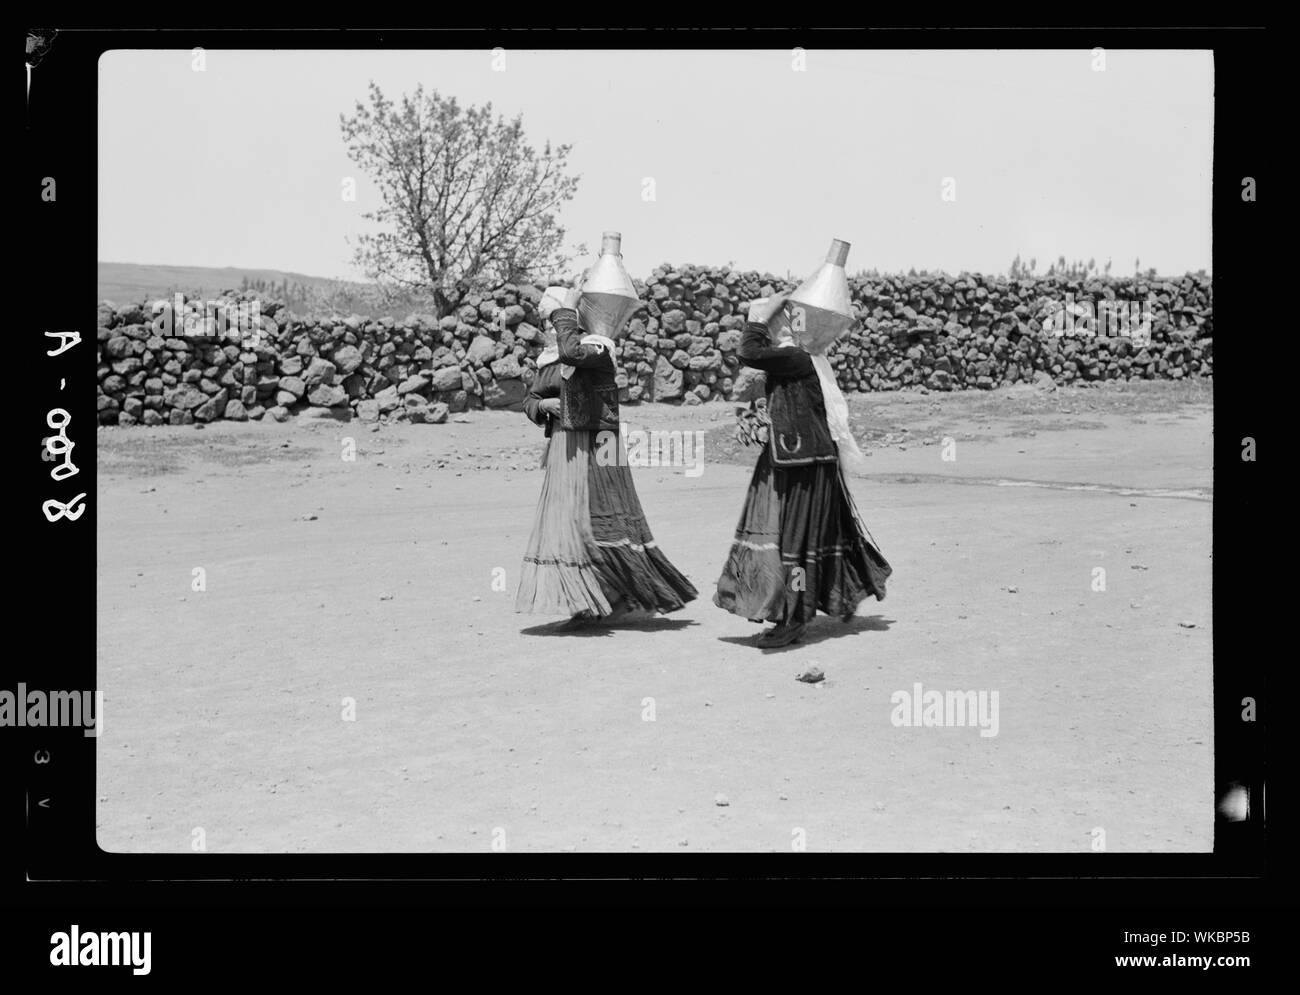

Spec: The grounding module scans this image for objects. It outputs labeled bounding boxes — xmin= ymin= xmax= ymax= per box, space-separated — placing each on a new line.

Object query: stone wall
xmin=96 ymin=268 xmax=1212 ymax=425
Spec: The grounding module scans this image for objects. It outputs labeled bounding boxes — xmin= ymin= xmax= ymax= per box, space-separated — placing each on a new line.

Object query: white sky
xmin=98 ymin=48 xmax=1213 ymax=279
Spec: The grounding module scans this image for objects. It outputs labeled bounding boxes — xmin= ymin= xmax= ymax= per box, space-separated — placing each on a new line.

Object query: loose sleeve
xmin=522 ymin=377 xmax=547 ymax=426
xmin=554 ymin=308 xmax=612 ymax=369
xmin=522 ymin=364 xmax=558 ymax=426
xmin=737 ymin=321 xmax=814 ymax=376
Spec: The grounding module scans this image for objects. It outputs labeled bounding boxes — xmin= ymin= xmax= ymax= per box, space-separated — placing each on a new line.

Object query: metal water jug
xmin=786 ymin=238 xmax=854 ymax=355
xmin=578 ymin=231 xmax=641 ymax=338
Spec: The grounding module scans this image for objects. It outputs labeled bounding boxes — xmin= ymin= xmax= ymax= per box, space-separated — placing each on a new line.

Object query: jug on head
xmin=786 ymin=238 xmax=855 ymax=355
xmin=578 ymin=231 xmax=641 ymax=339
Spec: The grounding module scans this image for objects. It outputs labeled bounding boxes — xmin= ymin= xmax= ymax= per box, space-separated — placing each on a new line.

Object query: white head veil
xmin=768 ymin=302 xmax=870 ymax=476
xmin=809 ymin=353 xmax=869 ymax=475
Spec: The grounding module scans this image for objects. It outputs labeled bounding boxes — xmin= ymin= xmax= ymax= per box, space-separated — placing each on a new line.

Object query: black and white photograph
xmin=86 ymin=44 xmax=1219 ymax=854
xmin=11 ymin=24 xmax=1276 ymax=981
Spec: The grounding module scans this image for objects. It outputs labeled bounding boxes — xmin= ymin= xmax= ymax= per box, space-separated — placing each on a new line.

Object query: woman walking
xmin=714 ymin=243 xmax=891 ymax=647
xmin=516 ymin=234 xmax=697 ymax=629
xmin=514 ymin=298 xmax=611 ymax=623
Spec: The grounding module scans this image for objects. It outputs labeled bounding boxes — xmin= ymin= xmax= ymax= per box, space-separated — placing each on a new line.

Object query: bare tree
xmin=340 ymin=83 xmax=582 ymax=317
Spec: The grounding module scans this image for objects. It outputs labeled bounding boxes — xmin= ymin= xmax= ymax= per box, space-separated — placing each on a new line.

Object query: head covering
xmin=784 ymin=238 xmax=869 ymax=475
xmin=536 ymin=286 xmax=569 ymax=367
xmin=809 ymin=354 xmax=869 ymax=475
xmin=539 ymin=285 xmax=572 ymax=317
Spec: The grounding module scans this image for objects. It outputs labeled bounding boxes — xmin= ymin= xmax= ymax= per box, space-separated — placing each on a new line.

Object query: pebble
xmin=714 ymin=794 xmax=729 ymax=807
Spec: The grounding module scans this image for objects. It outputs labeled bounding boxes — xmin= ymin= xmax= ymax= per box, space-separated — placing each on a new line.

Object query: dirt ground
xmin=95 ymin=379 xmax=1213 ymax=853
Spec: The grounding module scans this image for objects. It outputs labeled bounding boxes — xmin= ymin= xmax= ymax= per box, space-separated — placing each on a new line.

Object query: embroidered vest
xmin=559 ymin=357 xmax=619 ymax=432
xmin=765 ymin=372 xmax=837 ymax=466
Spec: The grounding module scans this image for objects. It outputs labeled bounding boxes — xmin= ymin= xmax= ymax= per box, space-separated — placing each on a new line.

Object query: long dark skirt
xmin=517 ymin=427 xmax=697 ymax=617
xmin=714 ymin=447 xmax=891 ymax=624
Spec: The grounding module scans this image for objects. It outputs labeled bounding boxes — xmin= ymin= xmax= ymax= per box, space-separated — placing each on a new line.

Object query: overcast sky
xmin=98 ymin=48 xmax=1213 ymax=280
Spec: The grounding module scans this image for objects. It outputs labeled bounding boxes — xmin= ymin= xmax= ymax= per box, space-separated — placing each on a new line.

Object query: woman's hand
xmin=747 ymin=292 xmax=790 ymax=325
xmin=538 ymin=397 xmax=562 ymax=418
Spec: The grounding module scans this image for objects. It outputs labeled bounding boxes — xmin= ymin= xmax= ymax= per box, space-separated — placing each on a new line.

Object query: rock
xmin=308 ymin=384 xmax=348 ymax=407
xmin=661 ymin=309 xmax=687 ymax=333
xmin=303 ymin=357 xmax=337 ymax=387
xmin=398 ymin=375 xmax=429 ymax=395
xmin=223 ymin=399 xmax=249 ymax=421
xmin=796 ymin=665 xmax=824 ymax=684
xmin=429 ymin=366 xmax=462 ymax=392
xmin=163 ymin=384 xmax=207 ymax=410
xmin=728 ymin=366 xmax=766 ymax=402
xmin=115 ymin=303 xmax=145 ymax=325
xmin=653 ymin=355 xmax=684 ymax=401
xmin=278 ymin=376 xmax=306 ymax=399
xmin=483 ymin=378 xmax=527 ymax=410
xmin=300 ymin=405 xmax=351 ymax=422
xmin=716 ymin=329 xmax=742 ymax=352
xmin=267 ymin=405 xmax=291 ymax=422
xmin=105 ymin=336 xmax=133 ymax=359
xmin=194 ymin=389 xmax=227 ymax=422
xmin=332 ymin=344 xmax=364 ymax=374
xmin=490 ymin=356 xmax=522 ymax=380
xmin=466 ymin=335 xmax=497 ymax=365
xmin=714 ymin=793 xmax=730 ymax=807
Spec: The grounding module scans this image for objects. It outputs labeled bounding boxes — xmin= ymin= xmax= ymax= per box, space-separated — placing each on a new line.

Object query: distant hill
xmin=98 ymin=262 xmax=357 ymax=309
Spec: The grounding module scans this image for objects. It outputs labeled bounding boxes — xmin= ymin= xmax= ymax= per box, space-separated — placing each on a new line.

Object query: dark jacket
xmin=738 ymin=320 xmax=837 ymax=466
xmin=523 ymin=360 xmax=563 ymax=437
xmin=553 ymin=307 xmax=620 ymax=432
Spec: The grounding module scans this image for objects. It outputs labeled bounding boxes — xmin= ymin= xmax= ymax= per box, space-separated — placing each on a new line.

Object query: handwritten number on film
xmin=43 ymin=330 xmax=85 ymax=522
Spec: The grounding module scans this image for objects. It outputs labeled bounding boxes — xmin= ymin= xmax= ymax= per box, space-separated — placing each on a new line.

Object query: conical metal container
xmin=578 ymin=231 xmax=641 ymax=338
xmin=787 ymin=238 xmax=854 ymax=355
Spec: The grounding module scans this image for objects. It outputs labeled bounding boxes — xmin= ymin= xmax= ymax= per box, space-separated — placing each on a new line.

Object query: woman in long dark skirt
xmin=714 ymin=294 xmax=891 ymax=646
xmin=516 ymin=288 xmax=697 ymax=628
